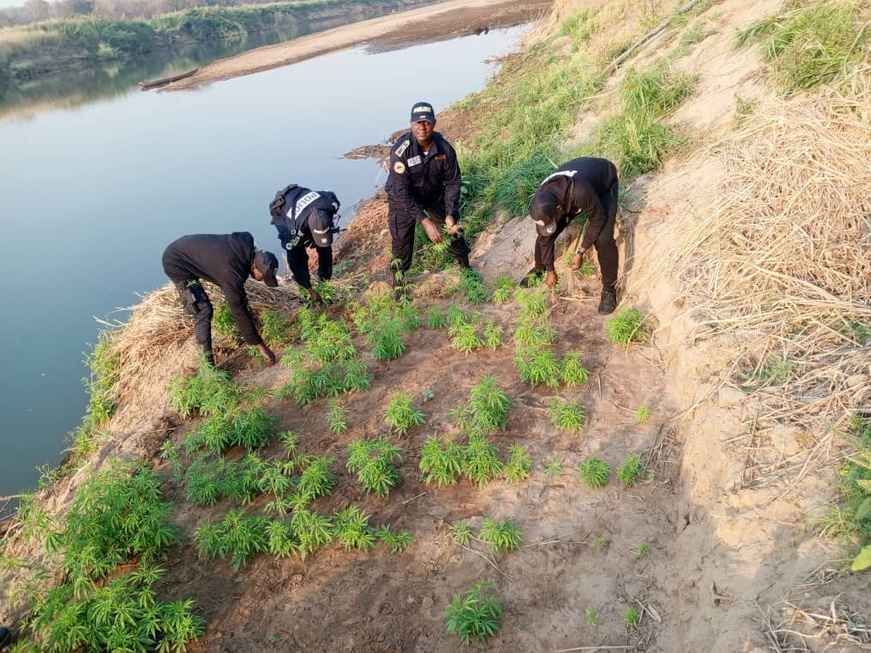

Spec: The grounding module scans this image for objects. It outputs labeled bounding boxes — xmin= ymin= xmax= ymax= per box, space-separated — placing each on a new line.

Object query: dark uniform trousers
xmin=172 ymin=279 xmax=214 ymax=354
xmin=388 ymin=204 xmax=471 ymax=279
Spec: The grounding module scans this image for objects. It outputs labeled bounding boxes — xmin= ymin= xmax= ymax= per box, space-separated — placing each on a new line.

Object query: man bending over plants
xmin=162 ymin=231 xmax=278 ymax=366
xmin=523 ymin=157 xmax=620 ymax=315
xmin=268 ymin=182 xmax=341 ymax=304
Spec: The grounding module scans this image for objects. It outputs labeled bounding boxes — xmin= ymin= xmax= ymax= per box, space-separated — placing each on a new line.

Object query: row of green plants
xmin=8 ymin=463 xmax=204 ymax=652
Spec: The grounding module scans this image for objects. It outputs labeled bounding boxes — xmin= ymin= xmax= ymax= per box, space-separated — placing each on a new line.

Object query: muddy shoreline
xmin=164 ymin=0 xmax=552 ymax=90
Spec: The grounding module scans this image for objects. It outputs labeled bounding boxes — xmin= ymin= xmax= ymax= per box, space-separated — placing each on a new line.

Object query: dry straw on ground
xmin=100 ymin=282 xmax=293 ymax=404
xmin=668 ymin=69 xmax=870 ymax=429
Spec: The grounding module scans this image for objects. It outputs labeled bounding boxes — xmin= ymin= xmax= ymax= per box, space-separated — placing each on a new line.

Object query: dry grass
xmin=668 ymin=68 xmax=871 ymax=429
xmin=99 ymin=281 xmax=294 ymax=405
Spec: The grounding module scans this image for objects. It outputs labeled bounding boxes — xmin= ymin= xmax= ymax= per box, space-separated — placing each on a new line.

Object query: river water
xmin=0 ymin=22 xmax=531 ymax=498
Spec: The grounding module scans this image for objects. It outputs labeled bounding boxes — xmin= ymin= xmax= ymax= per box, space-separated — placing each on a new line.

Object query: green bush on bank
xmin=736 ymin=0 xmax=870 ymax=94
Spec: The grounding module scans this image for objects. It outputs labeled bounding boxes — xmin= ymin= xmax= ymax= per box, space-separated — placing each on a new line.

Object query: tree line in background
xmin=0 ymin=0 xmax=430 ymax=26
xmin=0 ymin=0 xmax=434 ymax=88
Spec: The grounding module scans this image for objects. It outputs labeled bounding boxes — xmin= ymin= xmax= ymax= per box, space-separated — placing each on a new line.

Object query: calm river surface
xmin=0 ymin=23 xmax=530 ymax=497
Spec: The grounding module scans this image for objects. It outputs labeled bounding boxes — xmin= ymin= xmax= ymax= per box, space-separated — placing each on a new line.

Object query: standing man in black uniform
xmin=268 ymin=183 xmax=341 ymax=304
xmin=385 ymin=101 xmax=471 ymax=291
xmin=162 ymin=232 xmax=279 ymax=366
xmin=524 ymin=157 xmax=620 ymax=315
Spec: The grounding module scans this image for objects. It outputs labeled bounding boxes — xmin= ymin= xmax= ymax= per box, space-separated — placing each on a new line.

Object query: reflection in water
xmin=2 ymin=11 xmax=382 ymax=119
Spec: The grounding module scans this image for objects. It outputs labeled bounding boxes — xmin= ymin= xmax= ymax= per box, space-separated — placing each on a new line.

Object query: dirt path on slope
xmin=164 ymin=0 xmax=553 ymax=90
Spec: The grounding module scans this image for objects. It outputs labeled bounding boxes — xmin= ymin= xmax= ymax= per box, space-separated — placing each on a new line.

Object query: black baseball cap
xmin=310 ymin=210 xmax=334 ymax=248
xmin=253 ymin=250 xmax=279 ymax=287
xmin=410 ymin=101 xmax=436 ymax=123
xmin=528 ymin=190 xmax=560 ymax=236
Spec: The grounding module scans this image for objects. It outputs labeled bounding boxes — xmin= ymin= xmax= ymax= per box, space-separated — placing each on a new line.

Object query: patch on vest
xmin=393 ymin=161 xmax=406 ymax=174
xmin=407 ymin=155 xmax=422 ymax=167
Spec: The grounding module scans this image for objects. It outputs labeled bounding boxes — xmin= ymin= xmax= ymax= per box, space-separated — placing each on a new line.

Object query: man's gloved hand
xmin=545 ymin=270 xmax=558 ymax=288
xmin=257 ymin=343 xmax=277 ymax=366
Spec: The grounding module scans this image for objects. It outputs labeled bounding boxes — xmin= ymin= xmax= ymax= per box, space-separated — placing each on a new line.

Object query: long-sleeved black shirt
xmin=536 ymin=157 xmax=619 ymax=269
xmin=161 ymin=232 xmax=264 ymax=345
xmin=385 ymin=131 xmax=461 ymax=221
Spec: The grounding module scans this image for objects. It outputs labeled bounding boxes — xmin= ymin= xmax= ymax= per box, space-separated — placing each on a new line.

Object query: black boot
xmin=598 ymin=289 xmax=618 ymax=315
xmin=519 ymin=267 xmax=544 ymax=288
xmin=457 ymin=254 xmax=471 ymax=269
xmin=0 ymin=626 xmax=11 ymax=649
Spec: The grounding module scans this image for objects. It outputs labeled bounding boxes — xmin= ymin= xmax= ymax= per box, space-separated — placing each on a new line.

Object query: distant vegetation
xmin=0 ymin=0 xmax=434 ymax=86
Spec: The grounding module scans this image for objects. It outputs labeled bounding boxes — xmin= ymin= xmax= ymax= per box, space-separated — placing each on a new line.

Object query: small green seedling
xmin=346 ymin=436 xmax=403 ymax=497
xmin=617 ymin=455 xmax=645 ymax=487
xmin=636 ymin=541 xmax=650 ymax=557
xmin=605 ymin=308 xmax=649 ymax=348
xmin=479 ymin=518 xmax=522 ymax=554
xmin=385 ymin=392 xmax=426 ymax=436
xmin=444 ymin=581 xmax=505 ymax=645
xmin=560 ymin=350 xmax=590 ymax=386
xmin=502 ymin=445 xmax=532 ymax=482
xmin=635 ymin=403 xmax=651 ymax=423
xmin=377 ymin=525 xmax=413 ymax=553
xmin=548 ymin=396 xmax=587 ymax=436
xmin=586 ymin=609 xmax=599 ymax=627
xmin=624 ymin=605 xmax=640 ymax=628
xmin=545 ymin=457 xmax=565 ymax=477
xmin=327 ymin=399 xmax=349 ymax=435
xmin=577 ymin=457 xmax=611 ymax=488
xmin=450 ymin=520 xmax=473 ymax=546
xmin=590 ymin=536 xmax=606 ymax=551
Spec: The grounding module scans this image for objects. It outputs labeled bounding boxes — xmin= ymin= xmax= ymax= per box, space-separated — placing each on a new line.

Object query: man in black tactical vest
xmin=269 ymin=183 xmax=341 ymax=305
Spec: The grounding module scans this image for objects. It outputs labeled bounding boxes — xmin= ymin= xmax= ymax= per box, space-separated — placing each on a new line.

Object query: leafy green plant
xmin=624 ymin=604 xmax=641 ymax=628
xmin=492 ymin=277 xmax=515 ymax=304
xmin=450 ymin=520 xmax=473 ymax=547
xmin=618 ymin=455 xmax=645 ymax=487
xmin=463 ymin=434 xmax=504 ymax=487
xmin=453 ymin=375 xmax=513 ymax=437
xmin=81 ymin=330 xmax=120 ymax=428
xmin=258 ymin=307 xmax=291 ymax=348
xmin=194 ymin=509 xmax=269 ymax=571
xmin=478 ymin=518 xmax=522 ymax=553
xmin=636 ymin=541 xmax=650 ymax=557
xmin=327 ymin=399 xmax=349 ymax=434
xmin=590 ymin=537 xmax=606 ymax=551
xmin=333 ymin=506 xmax=377 ymax=551
xmin=419 ymin=435 xmax=465 ymax=487
xmin=548 ymin=396 xmax=587 ymax=436
xmin=635 ymin=403 xmax=651 ymax=423
xmin=605 ymin=308 xmax=650 ymax=348
xmin=444 ymin=581 xmax=505 ymax=645
xmin=578 ymin=457 xmax=611 ymax=489
xmin=385 ymin=392 xmax=426 ymax=436
xmin=560 ymin=350 xmax=590 ymax=386
xmin=346 ymin=436 xmax=403 ymax=496
xmin=289 ymin=507 xmax=334 ymax=561
xmin=372 ymin=322 xmax=408 ymax=361
xmin=483 ymin=320 xmax=504 ymax=350
xmin=545 ymin=457 xmax=565 ymax=477
xmin=211 ymin=301 xmax=238 ymax=339
xmin=168 ymin=363 xmax=241 ymax=418
xmin=378 ymin=525 xmax=413 ymax=554
xmin=296 ymin=456 xmax=336 ymax=502
xmin=458 ymin=268 xmax=489 ymax=304
xmin=265 ymin=519 xmax=298 ymax=558
xmin=517 ymin=347 xmax=562 ymax=388
xmin=427 ymin=306 xmax=446 ymax=329
xmin=451 ymin=322 xmax=485 ymax=354
xmin=502 ymin=445 xmax=533 ymax=482
xmin=586 ymin=609 xmax=599 ymax=627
